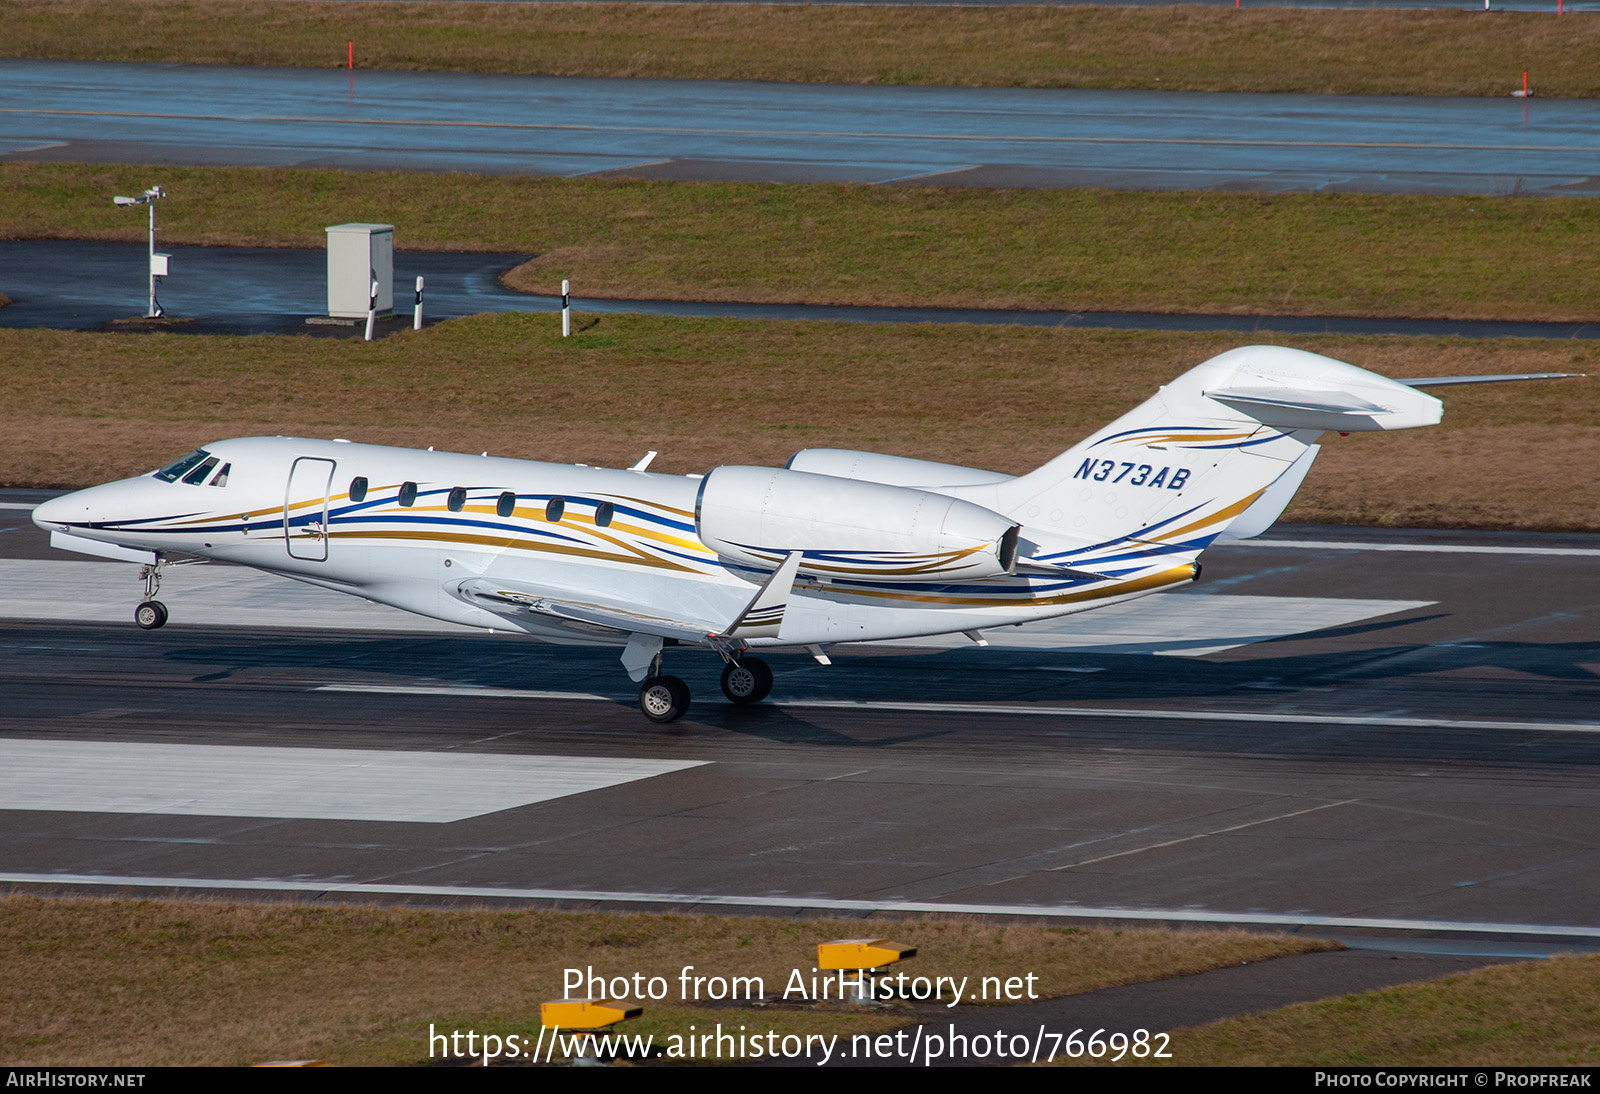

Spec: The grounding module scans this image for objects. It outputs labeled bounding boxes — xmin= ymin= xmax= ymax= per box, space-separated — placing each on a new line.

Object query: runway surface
xmin=4 ymin=491 xmax=1600 ymax=949
xmin=8 ymin=239 xmax=1600 ymax=339
xmin=5 ymin=60 xmax=1599 ymax=195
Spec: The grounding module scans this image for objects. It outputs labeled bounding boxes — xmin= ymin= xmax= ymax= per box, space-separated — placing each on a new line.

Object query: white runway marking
xmin=1233 ymin=539 xmax=1600 ymax=557
xmin=795 ymin=701 xmax=1600 ymax=734
xmin=3 ymin=872 xmax=1596 ymax=939
xmin=314 ymin=684 xmax=1600 ymax=735
xmin=0 ymin=740 xmax=704 ymax=822
xmin=0 ymin=560 xmax=1428 ymax=654
xmin=0 ymin=502 xmax=39 ymax=510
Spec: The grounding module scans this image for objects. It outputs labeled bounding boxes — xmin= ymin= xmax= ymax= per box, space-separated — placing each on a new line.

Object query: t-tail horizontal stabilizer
xmin=1400 ymin=372 xmax=1584 ymax=388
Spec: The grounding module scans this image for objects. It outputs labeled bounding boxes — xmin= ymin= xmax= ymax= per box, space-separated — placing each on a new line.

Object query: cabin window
xmin=154 ymin=449 xmax=209 ymax=483
xmin=497 ymin=491 xmax=516 ymax=518
xmin=545 ymin=497 xmax=565 ymax=522
xmin=349 ymin=476 xmax=368 ymax=503
xmin=398 ymin=481 xmax=418 ymax=507
xmin=208 ymin=463 xmax=231 ymax=488
xmin=595 ymin=501 xmax=614 ymax=528
xmin=181 ymin=456 xmax=219 ymax=485
xmin=447 ymin=487 xmax=467 ymax=512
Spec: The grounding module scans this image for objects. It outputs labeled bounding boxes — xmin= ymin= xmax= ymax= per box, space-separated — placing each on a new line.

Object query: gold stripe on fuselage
xmin=327 ymin=528 xmax=708 ymax=574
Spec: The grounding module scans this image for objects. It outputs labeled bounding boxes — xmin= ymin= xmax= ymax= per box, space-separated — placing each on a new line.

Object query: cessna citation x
xmin=33 ymin=346 xmax=1576 ymax=722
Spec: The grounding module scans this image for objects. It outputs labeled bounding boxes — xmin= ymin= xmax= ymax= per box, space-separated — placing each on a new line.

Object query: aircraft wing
xmin=456 ymin=554 xmax=807 ymax=646
xmin=455 ymin=577 xmax=719 ymax=643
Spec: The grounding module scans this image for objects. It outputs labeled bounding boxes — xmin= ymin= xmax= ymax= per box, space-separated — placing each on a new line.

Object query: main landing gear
xmin=719 ymin=657 xmax=773 ymax=705
xmin=134 ymin=561 xmax=168 ymax=630
xmin=634 ymin=654 xmax=774 ymax=723
xmin=638 ymin=674 xmax=691 ymax=724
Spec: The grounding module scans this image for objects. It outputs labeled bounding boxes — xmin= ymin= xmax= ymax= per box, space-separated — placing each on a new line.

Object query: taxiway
xmin=5 ymin=60 xmax=1598 ymax=195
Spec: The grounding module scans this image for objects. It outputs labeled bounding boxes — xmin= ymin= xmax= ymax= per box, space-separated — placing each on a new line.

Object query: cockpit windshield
xmin=181 ymin=456 xmax=220 ymax=485
xmin=153 ymin=449 xmax=211 ymax=482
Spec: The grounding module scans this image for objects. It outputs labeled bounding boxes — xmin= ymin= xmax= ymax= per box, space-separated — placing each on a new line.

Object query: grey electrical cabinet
xmin=326 ymin=223 xmax=394 ymax=318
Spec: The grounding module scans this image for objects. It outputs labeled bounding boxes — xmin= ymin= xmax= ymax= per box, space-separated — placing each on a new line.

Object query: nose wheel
xmin=134 ymin=561 xmax=168 ymax=629
xmin=720 ymin=657 xmax=773 ymax=705
xmin=134 ymin=600 xmax=169 ymax=629
xmin=638 ymin=675 xmax=691 ymax=723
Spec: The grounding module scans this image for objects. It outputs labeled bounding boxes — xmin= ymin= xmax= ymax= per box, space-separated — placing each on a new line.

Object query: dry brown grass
xmin=6 ymin=2 xmax=1600 ymax=97
xmin=0 ymin=894 xmax=1325 ymax=1066
xmin=1 ymin=316 xmax=1594 ymax=531
xmin=1075 ymin=953 xmax=1600 ymax=1067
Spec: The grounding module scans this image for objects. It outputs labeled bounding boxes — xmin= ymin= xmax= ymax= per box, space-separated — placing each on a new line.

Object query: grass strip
xmin=0 ymin=894 xmax=1325 ymax=1066
xmin=6 ymin=164 xmax=1600 ymax=322
xmin=2 ymin=315 xmax=1595 ymax=531
xmin=5 ymin=1 xmax=1600 ymax=98
xmin=1060 ymin=954 xmax=1600 ymax=1066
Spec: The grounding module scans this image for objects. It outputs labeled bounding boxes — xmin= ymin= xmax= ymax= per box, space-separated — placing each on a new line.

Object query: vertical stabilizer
xmin=946 ymin=347 xmax=1442 ymax=570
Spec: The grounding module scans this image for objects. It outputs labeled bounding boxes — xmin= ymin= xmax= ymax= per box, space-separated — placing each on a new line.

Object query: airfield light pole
xmin=112 ymin=186 xmax=167 ymax=317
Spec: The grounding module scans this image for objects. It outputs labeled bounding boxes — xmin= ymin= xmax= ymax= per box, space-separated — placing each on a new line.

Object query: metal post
xmin=413 ymin=276 xmax=424 ymax=330
xmin=147 ymin=199 xmax=157 ymax=318
xmin=561 ymin=279 xmax=571 ymax=338
xmin=115 ymin=186 xmax=165 ymax=316
xmin=364 ymin=277 xmax=378 ymax=341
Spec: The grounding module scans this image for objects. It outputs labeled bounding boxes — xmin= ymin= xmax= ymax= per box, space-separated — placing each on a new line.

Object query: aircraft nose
xmin=31 ymin=489 xmax=94 ymax=531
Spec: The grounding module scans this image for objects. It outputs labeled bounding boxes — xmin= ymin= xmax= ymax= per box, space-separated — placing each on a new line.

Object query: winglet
xmin=724 ymin=551 xmax=804 ymax=641
xmin=629 ymin=451 xmax=659 ymax=471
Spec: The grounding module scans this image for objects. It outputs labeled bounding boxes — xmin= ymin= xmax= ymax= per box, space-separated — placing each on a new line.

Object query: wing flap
xmin=455 ymin=577 xmax=716 ymax=643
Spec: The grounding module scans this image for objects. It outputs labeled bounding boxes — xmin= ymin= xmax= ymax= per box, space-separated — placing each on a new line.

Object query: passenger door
xmin=285 ymin=457 xmax=335 ymax=561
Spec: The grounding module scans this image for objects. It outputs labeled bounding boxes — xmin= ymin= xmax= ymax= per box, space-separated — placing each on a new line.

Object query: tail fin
xmin=948 ymin=346 xmax=1443 ymax=572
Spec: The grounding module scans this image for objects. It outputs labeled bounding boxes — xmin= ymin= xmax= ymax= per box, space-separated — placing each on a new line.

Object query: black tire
xmin=134 ymin=600 xmax=168 ymax=630
xmin=638 ymin=675 xmax=691 ymax=723
xmin=720 ymin=657 xmax=773 ymax=705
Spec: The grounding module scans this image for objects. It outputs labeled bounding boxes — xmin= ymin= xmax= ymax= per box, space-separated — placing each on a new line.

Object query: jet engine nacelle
xmin=786 ymin=449 xmax=1013 ymax=490
xmin=696 ymin=465 xmax=1020 ymax=582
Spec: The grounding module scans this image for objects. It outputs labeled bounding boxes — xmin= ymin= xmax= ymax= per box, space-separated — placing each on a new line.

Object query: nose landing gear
xmin=134 ymin=560 xmax=168 ymax=629
xmin=134 ymin=600 xmax=169 ymax=629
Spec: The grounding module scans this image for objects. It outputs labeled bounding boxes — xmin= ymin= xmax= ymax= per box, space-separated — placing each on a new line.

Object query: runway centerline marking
xmin=4 ymin=873 xmax=1597 ymax=939
xmin=314 ymin=684 xmax=1600 ymax=734
xmin=4 ymin=108 xmax=1593 ymax=154
xmin=1047 ymin=799 xmax=1359 ymax=871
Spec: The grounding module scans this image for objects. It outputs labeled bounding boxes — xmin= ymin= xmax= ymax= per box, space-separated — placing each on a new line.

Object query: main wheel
xmin=134 ymin=600 xmax=168 ymax=630
xmin=720 ymin=657 xmax=773 ymax=705
xmin=638 ymin=675 xmax=691 ymax=723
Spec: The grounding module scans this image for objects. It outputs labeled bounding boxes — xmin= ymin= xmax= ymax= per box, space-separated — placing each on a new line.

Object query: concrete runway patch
xmin=0 ymin=738 xmax=703 ymax=822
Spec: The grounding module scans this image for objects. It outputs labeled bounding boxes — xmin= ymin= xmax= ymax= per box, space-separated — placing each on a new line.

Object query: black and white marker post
xmin=413 ymin=276 xmax=424 ymax=330
xmin=562 ymin=279 xmax=571 ymax=338
xmin=364 ymin=276 xmax=378 ymax=341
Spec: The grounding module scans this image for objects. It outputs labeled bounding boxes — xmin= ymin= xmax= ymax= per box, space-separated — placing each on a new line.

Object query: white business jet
xmin=32 ymin=346 xmax=1576 ymax=722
